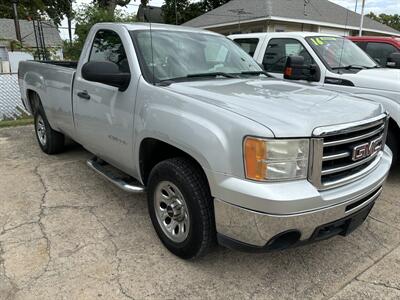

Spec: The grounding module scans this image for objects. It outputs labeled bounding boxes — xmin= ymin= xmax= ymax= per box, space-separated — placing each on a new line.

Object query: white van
xmin=229 ymin=32 xmax=400 ymax=159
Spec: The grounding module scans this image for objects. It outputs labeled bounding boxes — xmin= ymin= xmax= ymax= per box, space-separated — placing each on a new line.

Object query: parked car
xmin=229 ymin=32 xmax=400 ymax=161
xmin=19 ymin=23 xmax=392 ymax=259
xmin=348 ymin=36 xmax=400 ymax=68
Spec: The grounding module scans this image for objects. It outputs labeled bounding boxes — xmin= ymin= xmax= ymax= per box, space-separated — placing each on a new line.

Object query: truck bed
xmin=35 ymin=60 xmax=78 ymax=69
xmin=18 ymin=60 xmax=77 ymax=136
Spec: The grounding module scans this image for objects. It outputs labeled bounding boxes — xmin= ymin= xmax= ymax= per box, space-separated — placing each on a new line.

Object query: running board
xmin=87 ymin=158 xmax=145 ymax=193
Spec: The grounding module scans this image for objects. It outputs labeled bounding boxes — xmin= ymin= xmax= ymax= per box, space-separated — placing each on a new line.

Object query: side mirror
xmin=387 ymin=52 xmax=400 ymax=68
xmin=81 ymin=61 xmax=131 ymax=91
xmin=283 ymin=56 xmax=320 ymax=82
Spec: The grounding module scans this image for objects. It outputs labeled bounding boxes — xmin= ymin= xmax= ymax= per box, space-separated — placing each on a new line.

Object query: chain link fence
xmin=0 ymin=74 xmax=30 ymax=120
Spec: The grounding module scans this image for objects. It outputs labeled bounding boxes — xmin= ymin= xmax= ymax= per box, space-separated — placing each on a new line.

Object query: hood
xmin=343 ymin=68 xmax=400 ymax=92
xmin=165 ymin=78 xmax=384 ymax=137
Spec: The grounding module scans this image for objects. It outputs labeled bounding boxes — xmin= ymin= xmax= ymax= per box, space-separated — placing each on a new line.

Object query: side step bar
xmin=87 ymin=158 xmax=145 ymax=193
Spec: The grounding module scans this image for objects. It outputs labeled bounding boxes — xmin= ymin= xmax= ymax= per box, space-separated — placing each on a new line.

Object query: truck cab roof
xmin=93 ymin=22 xmax=221 ymax=36
xmin=229 ymin=32 xmax=340 ymax=40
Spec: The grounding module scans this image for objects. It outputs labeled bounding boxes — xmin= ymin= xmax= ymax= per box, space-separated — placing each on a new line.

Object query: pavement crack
xmin=368 ymin=215 xmax=400 ymax=231
xmin=327 ymin=241 xmax=400 ymax=299
xmin=356 ymin=278 xmax=400 ymax=292
xmin=27 ymin=165 xmax=52 ymax=287
xmin=0 ymin=221 xmax=38 ymax=236
xmin=89 ymin=208 xmax=134 ymax=300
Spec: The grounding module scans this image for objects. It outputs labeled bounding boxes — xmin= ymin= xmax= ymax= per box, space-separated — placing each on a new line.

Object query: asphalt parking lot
xmin=1 ymin=125 xmax=400 ymax=300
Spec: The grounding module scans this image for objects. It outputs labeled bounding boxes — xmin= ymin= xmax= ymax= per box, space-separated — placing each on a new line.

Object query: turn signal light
xmin=244 ymin=137 xmax=267 ymax=180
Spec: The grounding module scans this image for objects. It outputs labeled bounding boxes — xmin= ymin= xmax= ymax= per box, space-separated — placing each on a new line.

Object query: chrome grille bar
xmin=321 ymin=149 xmax=380 ymax=176
xmin=322 ymin=151 xmax=350 ymax=161
xmin=323 ymin=125 xmax=385 ymax=147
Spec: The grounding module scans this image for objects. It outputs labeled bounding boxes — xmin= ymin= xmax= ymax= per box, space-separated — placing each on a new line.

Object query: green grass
xmin=0 ymin=118 xmax=34 ymax=128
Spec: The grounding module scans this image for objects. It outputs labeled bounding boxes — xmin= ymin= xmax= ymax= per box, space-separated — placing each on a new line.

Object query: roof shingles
xmin=183 ymin=0 xmax=400 ymax=35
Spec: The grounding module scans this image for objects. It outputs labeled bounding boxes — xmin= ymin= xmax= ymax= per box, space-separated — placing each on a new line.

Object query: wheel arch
xmin=138 ymin=137 xmax=211 ymax=188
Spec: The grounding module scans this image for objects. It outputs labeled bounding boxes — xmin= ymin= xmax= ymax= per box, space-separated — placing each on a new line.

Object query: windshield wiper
xmin=186 ymin=72 xmax=237 ymax=78
xmin=332 ymin=65 xmax=367 ymax=70
xmin=156 ymin=72 xmax=237 ymax=86
xmin=238 ymin=71 xmax=272 ymax=77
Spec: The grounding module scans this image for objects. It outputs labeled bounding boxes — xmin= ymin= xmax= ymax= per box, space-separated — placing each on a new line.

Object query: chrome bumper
xmin=213 ymin=148 xmax=391 ymax=248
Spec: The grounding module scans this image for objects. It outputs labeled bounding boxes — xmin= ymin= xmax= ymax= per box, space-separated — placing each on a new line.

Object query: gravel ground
xmin=1 ymin=125 xmax=400 ymax=300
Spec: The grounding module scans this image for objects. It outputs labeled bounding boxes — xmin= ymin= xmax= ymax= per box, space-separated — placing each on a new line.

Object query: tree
xmin=93 ymin=0 xmax=131 ymax=15
xmin=0 ymin=0 xmax=45 ymax=20
xmin=161 ymin=0 xmax=231 ymax=25
xmin=162 ymin=0 xmax=205 ymax=25
xmin=204 ymin=0 xmax=230 ymax=11
xmin=0 ymin=0 xmax=73 ymax=26
xmin=367 ymin=12 xmax=400 ymax=32
xmin=64 ymin=4 xmax=135 ymax=60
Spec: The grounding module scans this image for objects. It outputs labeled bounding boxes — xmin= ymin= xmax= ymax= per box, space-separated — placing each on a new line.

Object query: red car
xmin=347 ymin=36 xmax=400 ymax=68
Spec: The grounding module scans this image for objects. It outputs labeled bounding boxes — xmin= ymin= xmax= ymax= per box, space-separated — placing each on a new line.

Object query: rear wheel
xmin=33 ymin=99 xmax=65 ymax=154
xmin=147 ymin=157 xmax=215 ymax=259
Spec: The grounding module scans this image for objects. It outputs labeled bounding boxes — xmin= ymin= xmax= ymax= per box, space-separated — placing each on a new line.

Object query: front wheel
xmin=147 ymin=158 xmax=215 ymax=259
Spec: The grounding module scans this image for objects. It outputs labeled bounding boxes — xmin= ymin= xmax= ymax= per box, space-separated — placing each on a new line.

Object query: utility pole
xmin=355 ymin=0 xmax=358 ymax=12
xmin=359 ymin=0 xmax=365 ymax=36
xmin=12 ymin=0 xmax=22 ymax=43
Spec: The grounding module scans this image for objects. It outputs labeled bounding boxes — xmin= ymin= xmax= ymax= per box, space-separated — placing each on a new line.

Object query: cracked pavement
xmin=1 ymin=125 xmax=400 ymax=300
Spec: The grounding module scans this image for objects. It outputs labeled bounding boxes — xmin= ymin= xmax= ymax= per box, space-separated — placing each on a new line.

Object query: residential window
xmin=263 ymin=38 xmax=314 ymax=73
xmin=89 ymin=30 xmax=130 ymax=73
xmin=365 ymin=42 xmax=399 ymax=65
xmin=233 ymin=38 xmax=259 ymax=57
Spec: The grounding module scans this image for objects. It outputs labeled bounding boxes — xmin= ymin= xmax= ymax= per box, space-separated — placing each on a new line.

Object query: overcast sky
xmin=59 ymin=0 xmax=400 ymax=40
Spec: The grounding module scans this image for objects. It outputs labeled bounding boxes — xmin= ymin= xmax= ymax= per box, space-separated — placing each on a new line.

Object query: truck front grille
xmin=309 ymin=114 xmax=388 ymax=190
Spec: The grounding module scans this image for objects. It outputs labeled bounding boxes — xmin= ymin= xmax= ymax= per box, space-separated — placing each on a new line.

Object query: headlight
xmin=244 ymin=137 xmax=309 ymax=181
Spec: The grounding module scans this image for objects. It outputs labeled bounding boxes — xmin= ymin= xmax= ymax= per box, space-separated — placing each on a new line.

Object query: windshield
xmin=306 ymin=36 xmax=378 ymax=71
xmin=131 ymin=30 xmax=262 ymax=83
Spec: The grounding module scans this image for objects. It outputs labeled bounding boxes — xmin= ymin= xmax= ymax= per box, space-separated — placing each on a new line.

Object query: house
xmin=0 ymin=18 xmax=63 ymax=73
xmin=183 ymin=0 xmax=400 ymax=37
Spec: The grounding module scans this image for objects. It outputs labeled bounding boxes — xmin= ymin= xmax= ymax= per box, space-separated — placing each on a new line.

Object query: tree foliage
xmin=0 ymin=0 xmax=72 ymax=26
xmin=162 ymin=0 xmax=231 ymax=25
xmin=63 ymin=4 xmax=135 ymax=60
xmin=367 ymin=12 xmax=400 ymax=32
xmin=93 ymin=0 xmax=131 ymax=15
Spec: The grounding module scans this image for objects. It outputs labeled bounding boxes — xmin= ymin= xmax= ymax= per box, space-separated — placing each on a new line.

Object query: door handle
xmin=77 ymin=91 xmax=90 ymax=100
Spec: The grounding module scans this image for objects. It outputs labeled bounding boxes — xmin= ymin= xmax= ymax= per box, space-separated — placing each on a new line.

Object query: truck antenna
xmin=144 ymin=7 xmax=155 ymax=85
xmin=338 ymin=9 xmax=350 ymax=71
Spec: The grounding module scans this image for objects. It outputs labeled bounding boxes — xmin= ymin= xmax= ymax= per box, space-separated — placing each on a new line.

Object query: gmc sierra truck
xmin=229 ymin=32 xmax=400 ymax=162
xmin=19 ymin=23 xmax=392 ymax=259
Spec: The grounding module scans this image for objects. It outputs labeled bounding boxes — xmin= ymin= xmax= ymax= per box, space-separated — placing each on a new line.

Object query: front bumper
xmin=213 ymin=147 xmax=391 ymax=249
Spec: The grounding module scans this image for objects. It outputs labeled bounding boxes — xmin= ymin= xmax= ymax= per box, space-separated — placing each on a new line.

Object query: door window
xmin=263 ymin=38 xmax=314 ymax=73
xmin=89 ymin=30 xmax=130 ymax=73
xmin=365 ymin=42 xmax=399 ymax=65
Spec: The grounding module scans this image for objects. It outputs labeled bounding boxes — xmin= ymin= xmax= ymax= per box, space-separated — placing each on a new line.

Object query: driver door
xmin=73 ymin=29 xmax=138 ymax=173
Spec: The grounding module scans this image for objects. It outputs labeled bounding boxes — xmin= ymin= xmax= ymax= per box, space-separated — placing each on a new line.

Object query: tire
xmin=147 ymin=157 xmax=215 ymax=259
xmin=387 ymin=128 xmax=398 ymax=166
xmin=33 ymin=101 xmax=65 ymax=154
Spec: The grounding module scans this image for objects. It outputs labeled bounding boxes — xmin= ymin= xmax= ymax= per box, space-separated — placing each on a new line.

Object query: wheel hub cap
xmin=154 ymin=181 xmax=190 ymax=243
xmin=36 ymin=115 xmax=47 ymax=146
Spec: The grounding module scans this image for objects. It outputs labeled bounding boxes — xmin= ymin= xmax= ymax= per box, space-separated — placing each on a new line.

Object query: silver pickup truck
xmin=19 ymin=23 xmax=392 ymax=259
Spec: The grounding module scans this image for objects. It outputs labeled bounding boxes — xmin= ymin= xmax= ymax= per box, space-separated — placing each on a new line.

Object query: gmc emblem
xmin=352 ymin=137 xmax=382 ymax=161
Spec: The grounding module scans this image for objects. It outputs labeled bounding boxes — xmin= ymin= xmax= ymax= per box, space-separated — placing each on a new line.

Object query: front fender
xmin=133 ymin=79 xmax=273 ymax=184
